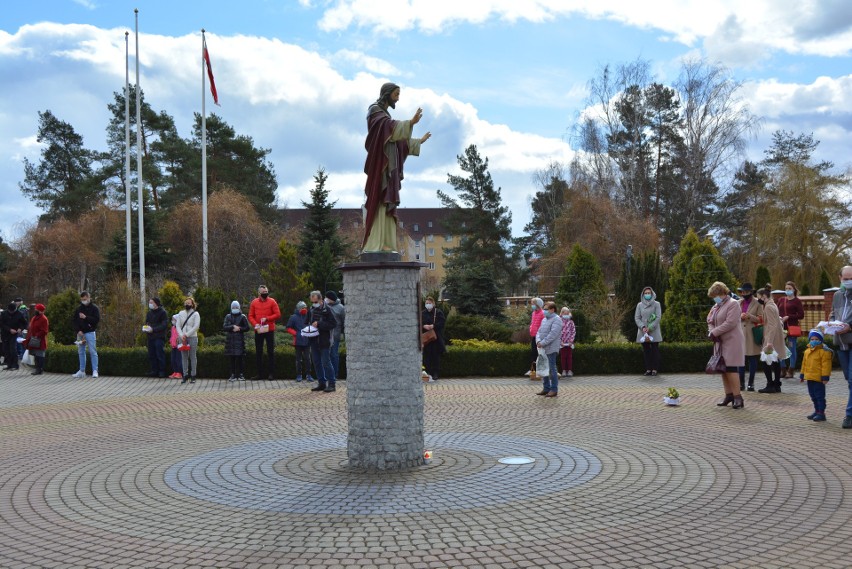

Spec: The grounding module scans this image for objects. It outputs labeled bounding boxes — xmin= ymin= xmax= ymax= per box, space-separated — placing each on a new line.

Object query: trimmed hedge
xmin=43 ymin=340 xmax=830 ymax=379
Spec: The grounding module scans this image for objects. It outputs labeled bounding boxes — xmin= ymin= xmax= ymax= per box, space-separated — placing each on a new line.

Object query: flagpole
xmin=124 ymin=31 xmax=132 ymax=287
xmin=135 ymin=8 xmax=146 ymax=306
xmin=201 ymin=29 xmax=209 ymax=286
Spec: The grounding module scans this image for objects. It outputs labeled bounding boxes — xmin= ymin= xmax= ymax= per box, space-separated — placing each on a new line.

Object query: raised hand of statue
xmin=421 ymin=131 xmax=432 ymax=143
xmin=411 ymin=107 xmax=423 ymax=125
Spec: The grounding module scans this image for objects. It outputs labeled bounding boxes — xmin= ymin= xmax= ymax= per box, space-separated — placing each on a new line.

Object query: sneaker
xmin=806 ymin=412 xmax=817 ymax=420
xmin=237 ymin=375 xmax=245 ymax=381
xmin=306 ymin=376 xmax=316 ymax=382
xmin=566 ymin=371 xmax=573 ymax=377
xmin=72 ymin=370 xmax=85 ymax=379
xmin=323 ymin=386 xmax=336 ymax=393
xmin=228 ymin=375 xmax=237 ymax=382
xmin=295 ymin=375 xmax=303 ymax=383
xmin=524 ymin=370 xmax=532 ymax=377
xmin=92 ymin=370 xmax=98 ymax=378
xmin=812 ymin=413 xmax=826 ymax=422
xmin=843 ymin=416 xmax=852 ymax=429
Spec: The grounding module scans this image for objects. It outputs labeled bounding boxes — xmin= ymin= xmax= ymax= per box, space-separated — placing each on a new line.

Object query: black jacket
xmin=1 ymin=305 xmax=27 ymax=341
xmin=309 ymin=302 xmax=337 ymax=349
xmin=145 ymin=307 xmax=169 ymax=339
xmin=422 ymin=307 xmax=446 ymax=353
xmin=72 ymin=302 xmax=100 ymax=334
xmin=223 ymin=312 xmax=250 ymax=356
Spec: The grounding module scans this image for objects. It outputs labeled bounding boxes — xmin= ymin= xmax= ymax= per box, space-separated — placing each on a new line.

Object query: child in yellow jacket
xmin=799 ymin=329 xmax=833 ymax=422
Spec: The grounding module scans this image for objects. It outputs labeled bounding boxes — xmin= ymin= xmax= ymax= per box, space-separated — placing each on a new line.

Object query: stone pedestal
xmin=342 ymin=260 xmax=424 ymax=471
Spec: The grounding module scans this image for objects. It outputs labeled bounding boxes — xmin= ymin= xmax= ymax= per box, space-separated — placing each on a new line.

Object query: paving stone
xmin=0 ymin=370 xmax=851 ymax=567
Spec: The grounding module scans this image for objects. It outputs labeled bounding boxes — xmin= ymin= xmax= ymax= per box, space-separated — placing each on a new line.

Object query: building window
xmin=428 ymin=221 xmax=433 ymax=228
xmin=427 ymin=234 xmax=434 ymax=242
xmin=446 ymin=234 xmax=453 ymax=242
xmin=415 ymin=253 xmax=420 ymax=260
xmin=413 ymin=223 xmax=419 ymax=232
xmin=427 ymin=262 xmax=435 ymax=270
xmin=400 ymin=221 xmax=404 ymax=228
xmin=428 ymin=248 xmax=435 ymax=257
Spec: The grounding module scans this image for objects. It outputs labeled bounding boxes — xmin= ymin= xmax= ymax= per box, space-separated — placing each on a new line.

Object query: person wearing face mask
xmin=248 ymin=285 xmax=281 ymax=380
xmin=24 ymin=304 xmax=49 ymax=375
xmin=422 ymin=296 xmax=446 ymax=382
xmin=71 ymin=291 xmax=100 ymax=379
xmin=777 ymin=281 xmax=804 ymax=378
xmin=143 ymin=297 xmax=169 ymax=378
xmin=535 ymin=301 xmax=563 ymax=397
xmin=1 ymin=299 xmax=27 ymax=371
xmin=525 ymin=297 xmax=545 ymax=377
xmin=798 ymin=329 xmax=833 ymax=422
xmin=829 ymin=265 xmax=852 ymax=429
xmin=285 ymin=301 xmax=314 ymax=383
xmin=737 ymin=283 xmax=764 ymax=392
xmin=706 ymin=281 xmax=746 ymax=408
xmin=168 ymin=314 xmax=183 ymax=379
xmin=223 ymin=300 xmax=250 ymax=382
xmin=13 ymin=297 xmax=27 ymax=360
xmin=558 ymin=307 xmax=575 ymax=378
xmin=634 ymin=287 xmax=662 ymax=376
xmin=175 ymin=297 xmax=201 ymax=384
xmin=756 ymin=284 xmax=786 ymax=394
xmin=307 ymin=291 xmax=337 ymax=393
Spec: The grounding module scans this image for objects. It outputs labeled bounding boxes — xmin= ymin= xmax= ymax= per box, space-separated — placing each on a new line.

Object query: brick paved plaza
xmin=1 ymin=369 xmax=851 ymax=569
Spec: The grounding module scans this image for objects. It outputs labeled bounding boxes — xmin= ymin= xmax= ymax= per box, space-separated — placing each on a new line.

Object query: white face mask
xmin=312 ymin=302 xmax=321 ymax=308
xmin=148 ymin=303 xmax=155 ymax=310
xmin=82 ymin=299 xmax=90 ymax=305
xmin=425 ymin=303 xmax=434 ymax=310
xmin=561 ymin=314 xmax=571 ymax=320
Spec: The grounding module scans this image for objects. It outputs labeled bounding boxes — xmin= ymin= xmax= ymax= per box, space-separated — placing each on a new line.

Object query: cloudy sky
xmin=3 ymin=0 xmax=852 ymax=241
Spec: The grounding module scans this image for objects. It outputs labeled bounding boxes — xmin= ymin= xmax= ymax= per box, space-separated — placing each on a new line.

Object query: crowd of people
xmin=0 ymin=297 xmax=49 ymax=375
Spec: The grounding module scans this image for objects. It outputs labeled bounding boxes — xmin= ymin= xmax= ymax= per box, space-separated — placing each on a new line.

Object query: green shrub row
xmin=42 ymin=340 xmax=831 ymax=379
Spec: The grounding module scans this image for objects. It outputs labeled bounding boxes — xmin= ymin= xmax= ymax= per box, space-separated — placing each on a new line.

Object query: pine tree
xmin=442 ymin=260 xmax=503 ymax=318
xmin=755 ymin=265 xmax=771 ymax=289
xmin=261 ymin=238 xmax=312 ymax=315
xmin=818 ymin=267 xmax=833 ymax=292
xmin=439 ymin=145 xmax=519 ymax=292
xmin=297 ymin=168 xmax=346 ymax=291
xmin=664 ymin=229 xmax=736 ymax=341
xmin=556 ymin=244 xmax=607 ymax=308
xmin=20 ymin=110 xmax=104 ymax=221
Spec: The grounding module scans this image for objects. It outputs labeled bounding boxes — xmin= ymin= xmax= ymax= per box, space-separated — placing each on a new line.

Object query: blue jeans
xmin=147 ymin=337 xmax=166 ymax=376
xmin=738 ymin=355 xmax=758 ymax=385
xmin=310 ymin=343 xmax=335 ymax=388
xmin=77 ymin=331 xmax=99 ymax=373
xmin=806 ymin=381 xmax=827 ymax=413
xmin=543 ymin=352 xmax=559 ymax=393
xmin=329 ymin=339 xmax=340 ymax=379
xmin=837 ymin=350 xmax=852 ymax=418
xmin=784 ymin=336 xmax=798 ymax=370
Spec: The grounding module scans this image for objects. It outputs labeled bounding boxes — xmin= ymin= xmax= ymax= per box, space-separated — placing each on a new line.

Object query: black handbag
xmin=27 ymin=336 xmax=41 ymax=349
xmin=705 ymin=344 xmax=726 ymax=374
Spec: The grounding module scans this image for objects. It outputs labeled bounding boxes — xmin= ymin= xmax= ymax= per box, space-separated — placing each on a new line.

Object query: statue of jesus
xmin=362 ymin=82 xmax=431 ymax=254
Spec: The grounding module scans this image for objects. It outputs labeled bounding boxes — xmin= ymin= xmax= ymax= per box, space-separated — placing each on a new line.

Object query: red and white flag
xmin=203 ymin=36 xmax=219 ymax=106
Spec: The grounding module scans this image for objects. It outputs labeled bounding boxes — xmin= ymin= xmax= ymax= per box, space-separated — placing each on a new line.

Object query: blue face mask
xmin=809 ymin=339 xmax=821 ymax=348
xmin=644 ymin=294 xmax=652 ymax=300
xmin=841 ymin=280 xmax=852 ymax=290
xmin=713 ymin=296 xmax=724 ymax=305
xmin=545 ymin=310 xmax=556 ymax=319
xmin=231 ymin=308 xmax=240 ymax=315
xmin=785 ymin=290 xmax=794 ymax=297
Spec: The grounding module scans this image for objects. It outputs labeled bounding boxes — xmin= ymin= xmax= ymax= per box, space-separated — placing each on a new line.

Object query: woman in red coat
xmin=25 ymin=303 xmax=49 ymax=375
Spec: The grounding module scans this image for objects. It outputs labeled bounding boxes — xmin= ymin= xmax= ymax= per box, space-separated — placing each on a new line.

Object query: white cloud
xmin=72 ymin=0 xmax=98 ymax=10
xmin=332 ymin=49 xmax=402 ymax=76
xmin=0 ymin=22 xmax=574 ymax=235
xmin=315 ymin=0 xmax=852 ymax=60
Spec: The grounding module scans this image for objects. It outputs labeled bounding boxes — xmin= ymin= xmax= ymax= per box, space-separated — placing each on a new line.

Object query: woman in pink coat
xmin=707 ymin=281 xmax=746 ymax=409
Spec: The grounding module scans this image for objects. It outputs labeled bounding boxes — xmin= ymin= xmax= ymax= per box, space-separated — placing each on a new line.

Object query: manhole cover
xmin=498 ymin=457 xmax=535 ymax=465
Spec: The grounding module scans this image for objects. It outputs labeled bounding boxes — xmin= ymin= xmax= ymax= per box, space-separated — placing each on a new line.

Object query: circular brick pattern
xmin=162 ymin=433 xmax=603 ymax=514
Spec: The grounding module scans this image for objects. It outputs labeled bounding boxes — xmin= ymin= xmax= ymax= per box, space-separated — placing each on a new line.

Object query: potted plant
xmin=663 ymin=387 xmax=681 ymax=406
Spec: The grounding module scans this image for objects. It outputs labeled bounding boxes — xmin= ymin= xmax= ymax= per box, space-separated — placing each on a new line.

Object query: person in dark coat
xmin=307 ymin=290 xmax=337 ymax=393
xmin=144 ymin=297 xmax=169 ymax=378
xmin=285 ymin=301 xmax=313 ymax=382
xmin=1 ymin=301 xmax=28 ymax=370
xmin=223 ymin=300 xmax=250 ymax=381
xmin=421 ymin=296 xmax=446 ymax=381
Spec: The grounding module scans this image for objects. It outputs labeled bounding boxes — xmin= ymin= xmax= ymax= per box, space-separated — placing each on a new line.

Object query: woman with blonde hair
xmin=175 ymin=297 xmax=201 ymax=384
xmin=706 ymin=281 xmax=746 ymax=408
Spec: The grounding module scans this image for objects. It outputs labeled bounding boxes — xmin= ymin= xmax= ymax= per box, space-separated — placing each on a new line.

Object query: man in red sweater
xmin=248 ymin=285 xmax=281 ymax=380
